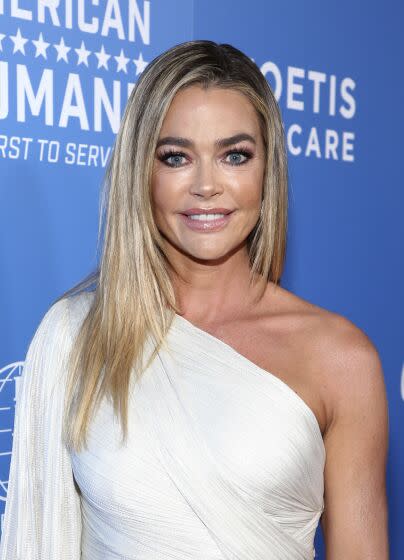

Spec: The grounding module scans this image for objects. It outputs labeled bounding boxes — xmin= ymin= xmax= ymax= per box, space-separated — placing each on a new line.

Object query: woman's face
xmin=151 ymin=85 xmax=266 ymax=265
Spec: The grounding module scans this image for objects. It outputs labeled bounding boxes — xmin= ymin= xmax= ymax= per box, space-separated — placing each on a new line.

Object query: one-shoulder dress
xmin=0 ymin=290 xmax=325 ymax=559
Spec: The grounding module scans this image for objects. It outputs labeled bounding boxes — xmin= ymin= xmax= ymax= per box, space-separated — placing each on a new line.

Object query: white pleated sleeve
xmin=0 ymin=297 xmax=82 ymax=559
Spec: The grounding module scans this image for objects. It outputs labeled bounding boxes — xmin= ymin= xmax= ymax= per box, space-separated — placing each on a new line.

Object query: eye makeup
xmin=156 ymin=144 xmax=254 ymax=168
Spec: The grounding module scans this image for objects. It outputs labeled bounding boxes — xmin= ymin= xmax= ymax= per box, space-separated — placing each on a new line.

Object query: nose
xmin=189 ymin=157 xmax=224 ymax=198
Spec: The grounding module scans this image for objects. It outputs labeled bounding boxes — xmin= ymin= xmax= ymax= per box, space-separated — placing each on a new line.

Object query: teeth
xmin=188 ymin=213 xmax=225 ymax=221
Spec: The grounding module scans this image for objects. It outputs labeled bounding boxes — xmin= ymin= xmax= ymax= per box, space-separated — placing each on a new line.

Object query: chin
xmin=187 ymin=244 xmax=238 ymax=262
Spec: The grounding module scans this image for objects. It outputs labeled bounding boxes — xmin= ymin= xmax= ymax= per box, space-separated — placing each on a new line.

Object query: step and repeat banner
xmin=0 ymin=1 xmax=403 ymax=557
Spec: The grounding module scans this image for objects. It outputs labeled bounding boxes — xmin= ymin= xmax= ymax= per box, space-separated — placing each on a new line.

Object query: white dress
xmin=0 ymin=291 xmax=325 ymax=559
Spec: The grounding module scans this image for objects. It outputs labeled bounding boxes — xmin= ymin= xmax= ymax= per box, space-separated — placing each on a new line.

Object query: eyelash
xmin=157 ymin=146 xmax=254 ymax=168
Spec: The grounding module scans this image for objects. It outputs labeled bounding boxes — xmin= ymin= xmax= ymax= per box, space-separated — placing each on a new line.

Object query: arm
xmin=0 ymin=298 xmax=82 ymax=559
xmin=320 ymin=317 xmax=389 ymax=559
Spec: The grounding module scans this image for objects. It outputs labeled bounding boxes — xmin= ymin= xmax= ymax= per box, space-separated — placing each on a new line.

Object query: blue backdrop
xmin=1 ymin=1 xmax=403 ymax=557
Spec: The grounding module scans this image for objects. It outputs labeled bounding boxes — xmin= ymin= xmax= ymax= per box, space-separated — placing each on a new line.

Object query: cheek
xmin=151 ymin=172 xmax=178 ymax=211
xmin=232 ymin=168 xmax=263 ymax=209
xmin=150 ymin=171 xmax=188 ymax=236
xmin=151 ymin=177 xmax=164 ymax=211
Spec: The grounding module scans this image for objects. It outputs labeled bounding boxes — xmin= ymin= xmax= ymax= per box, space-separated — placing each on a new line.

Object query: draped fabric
xmin=0 ymin=297 xmax=82 ymax=559
xmin=0 ymin=291 xmax=325 ymax=559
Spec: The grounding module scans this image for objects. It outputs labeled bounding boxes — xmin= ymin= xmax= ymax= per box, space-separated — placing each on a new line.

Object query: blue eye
xmin=157 ymin=147 xmax=253 ymax=168
xmin=225 ymin=150 xmax=252 ymax=165
xmin=158 ymin=150 xmax=187 ymax=168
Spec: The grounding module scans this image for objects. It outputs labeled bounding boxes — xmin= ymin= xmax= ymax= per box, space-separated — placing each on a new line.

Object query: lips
xmin=182 ymin=208 xmax=233 ymax=216
xmin=179 ymin=211 xmax=234 ymax=232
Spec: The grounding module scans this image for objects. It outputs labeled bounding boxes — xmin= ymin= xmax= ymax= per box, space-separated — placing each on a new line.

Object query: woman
xmin=0 ymin=40 xmax=389 ymax=559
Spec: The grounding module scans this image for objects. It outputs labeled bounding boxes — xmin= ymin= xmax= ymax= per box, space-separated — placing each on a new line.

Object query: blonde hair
xmin=56 ymin=40 xmax=289 ymax=452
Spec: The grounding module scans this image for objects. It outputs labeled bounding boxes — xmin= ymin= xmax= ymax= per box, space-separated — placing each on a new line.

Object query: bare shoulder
xmin=315 ymin=310 xmax=386 ymax=431
xmin=267 ymin=283 xmax=388 ymax=436
xmin=305 ymin=300 xmax=386 ymax=437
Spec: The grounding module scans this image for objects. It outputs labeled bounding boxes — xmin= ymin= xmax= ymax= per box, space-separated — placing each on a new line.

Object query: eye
xmin=157 ymin=150 xmax=187 ymax=168
xmin=224 ymin=148 xmax=253 ymax=166
xmin=156 ymin=146 xmax=254 ymax=168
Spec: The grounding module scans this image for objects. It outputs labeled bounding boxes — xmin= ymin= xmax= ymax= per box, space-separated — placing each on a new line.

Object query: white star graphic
xmin=75 ymin=40 xmax=91 ymax=66
xmin=114 ymin=48 xmax=129 ymax=73
xmin=10 ymin=28 xmax=28 ymax=55
xmin=54 ymin=37 xmax=70 ymax=63
xmin=32 ymin=32 xmax=50 ymax=59
xmin=95 ymin=44 xmax=110 ymax=70
xmin=133 ymin=52 xmax=148 ymax=76
xmin=0 ymin=33 xmax=5 ymax=52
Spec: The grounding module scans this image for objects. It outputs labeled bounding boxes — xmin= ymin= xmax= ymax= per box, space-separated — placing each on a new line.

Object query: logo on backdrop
xmin=258 ymin=59 xmax=356 ymax=163
xmin=0 ymin=0 xmax=151 ymax=167
xmin=0 ymin=2 xmax=356 ymax=167
xmin=0 ymin=361 xmax=23 ymax=531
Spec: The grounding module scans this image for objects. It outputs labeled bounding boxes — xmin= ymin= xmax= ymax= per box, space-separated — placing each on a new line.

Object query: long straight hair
xmin=57 ymin=40 xmax=289 ymax=452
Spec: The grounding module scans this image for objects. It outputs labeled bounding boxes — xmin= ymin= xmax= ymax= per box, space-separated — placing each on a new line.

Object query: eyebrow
xmin=156 ymin=133 xmax=257 ymax=150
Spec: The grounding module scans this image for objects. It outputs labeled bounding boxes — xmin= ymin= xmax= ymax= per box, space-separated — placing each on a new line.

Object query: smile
xmin=179 ymin=212 xmax=234 ymax=232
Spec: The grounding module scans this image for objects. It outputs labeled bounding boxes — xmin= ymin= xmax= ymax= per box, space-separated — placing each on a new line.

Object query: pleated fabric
xmin=0 ymin=291 xmax=325 ymax=559
xmin=0 ymin=297 xmax=82 ymax=559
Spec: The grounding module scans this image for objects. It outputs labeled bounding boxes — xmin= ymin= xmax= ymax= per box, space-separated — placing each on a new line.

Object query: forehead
xmin=160 ymin=85 xmax=260 ymax=134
